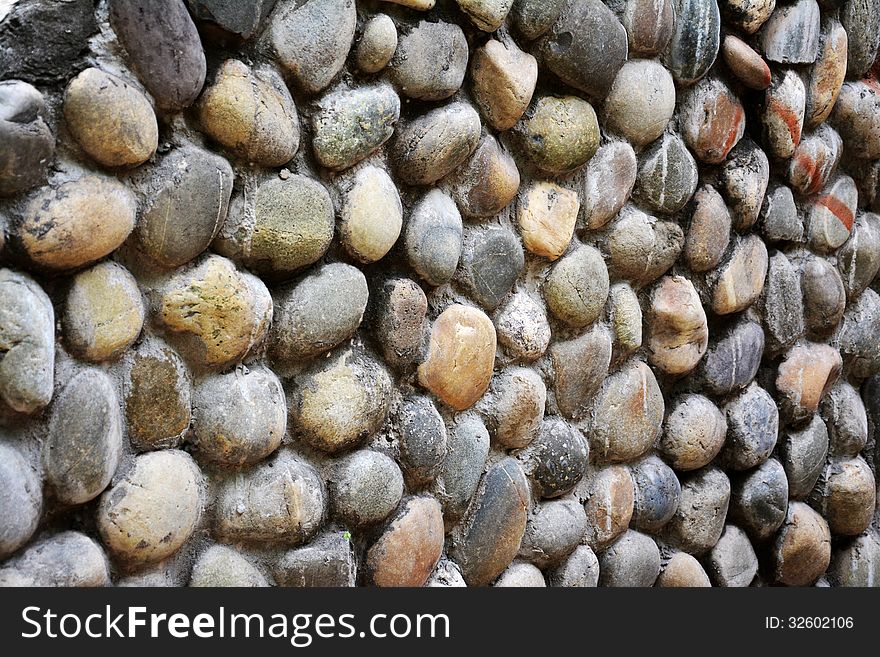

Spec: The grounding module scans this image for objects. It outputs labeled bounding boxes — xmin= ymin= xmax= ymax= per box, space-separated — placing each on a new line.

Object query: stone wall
xmin=1 ymin=0 xmax=879 ymax=587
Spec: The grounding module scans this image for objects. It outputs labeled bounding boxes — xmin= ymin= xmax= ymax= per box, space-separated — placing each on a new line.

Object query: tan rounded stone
xmin=604 ymin=59 xmax=676 ymax=148
xmin=517 ymin=182 xmax=579 ymax=260
xmin=660 ymin=394 xmax=727 ymax=471
xmin=471 ymin=39 xmax=538 ymax=131
xmin=647 ymin=276 xmax=708 ymax=376
xmin=772 ymin=501 xmax=831 ymax=586
xmin=814 ymin=458 xmax=876 ymax=536
xmin=418 ymin=304 xmax=497 ymax=411
xmin=722 ymin=35 xmax=771 ymax=90
xmin=63 ymin=262 xmax=144 ymax=362
xmin=544 ymin=245 xmax=609 ymax=328
xmin=776 ymin=342 xmax=842 ymax=422
xmin=366 ymin=497 xmax=445 ymax=587
xmin=18 ymin=176 xmax=137 ymax=271
xmin=805 ymin=18 xmax=847 ymax=129
xmin=711 ymin=235 xmax=769 ymax=315
xmin=447 ymin=134 xmax=520 ymax=218
xmin=582 ymin=465 xmax=634 ymax=550
xmin=339 ymin=166 xmax=402 ymax=263
xmin=657 ymin=552 xmax=712 ymax=587
xmin=198 ymin=59 xmax=299 ymax=166
xmin=684 ymin=185 xmax=732 ymax=273
xmin=63 ymin=68 xmax=158 ymax=168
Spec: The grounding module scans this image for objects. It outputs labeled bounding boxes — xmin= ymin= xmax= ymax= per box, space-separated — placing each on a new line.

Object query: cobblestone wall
xmin=1 ymin=0 xmax=879 ymax=587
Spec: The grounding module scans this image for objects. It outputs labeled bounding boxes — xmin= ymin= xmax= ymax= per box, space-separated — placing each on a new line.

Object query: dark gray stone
xmin=436 ymin=414 xmax=490 ymax=521
xmin=636 ymin=133 xmax=699 ymax=215
xmin=0 ymin=80 xmax=53 ymax=197
xmin=700 ymin=320 xmax=765 ymax=396
xmin=662 ymin=0 xmax=721 ymax=84
xmin=398 ymin=396 xmax=447 ymax=488
xmin=729 ymin=458 xmax=789 ymax=541
xmin=665 ymin=467 xmax=731 ymax=555
xmin=779 ymin=414 xmax=829 ymax=499
xmin=389 ymin=21 xmax=467 ymax=101
xmin=629 ymin=455 xmax=681 ymax=533
xmin=801 ymin=254 xmax=846 ymax=336
xmin=599 ymin=530 xmax=661 ymax=587
xmin=187 ymin=0 xmax=277 ymax=39
xmin=840 ymin=0 xmax=880 ymax=79
xmin=819 ymin=382 xmax=868 ymax=458
xmin=762 ymin=252 xmax=805 ymax=351
xmin=459 ymin=226 xmax=525 ymax=311
xmin=370 ymin=277 xmax=428 ymax=370
xmin=509 ymin=0 xmax=566 ymax=40
xmin=275 ymin=532 xmax=356 ymax=587
xmin=760 ymin=183 xmax=802 ymax=243
xmin=522 ymin=418 xmax=589 ymax=499
xmin=705 ymin=524 xmax=758 ymax=586
xmin=721 ymin=383 xmax=778 ymax=471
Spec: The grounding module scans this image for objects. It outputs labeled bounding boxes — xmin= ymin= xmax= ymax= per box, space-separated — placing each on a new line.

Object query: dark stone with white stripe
xmin=662 ymin=0 xmax=721 ymax=84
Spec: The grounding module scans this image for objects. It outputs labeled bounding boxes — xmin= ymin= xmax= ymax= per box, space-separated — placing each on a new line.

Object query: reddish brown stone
xmin=722 ymin=35 xmax=771 ymax=90
xmin=771 ymin=501 xmax=831 ymax=586
xmin=776 ymin=342 xmax=842 ymax=422
xmin=787 ymin=125 xmax=843 ymax=196
xmin=680 ymin=77 xmax=746 ymax=164
xmin=366 ymin=497 xmax=445 ymax=587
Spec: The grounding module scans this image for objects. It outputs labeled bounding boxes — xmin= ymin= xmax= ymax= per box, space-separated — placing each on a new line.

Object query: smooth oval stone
xmin=0 ymin=80 xmax=54 ymax=196
xmin=720 ymin=0 xmax=775 ymax=34
xmin=680 ymin=76 xmax=745 ymax=164
xmin=837 ymin=288 xmax=880 ymax=379
xmin=109 ymin=0 xmax=206 ymax=110
xmin=629 ymin=455 xmax=681 ymax=532
xmin=398 ymin=396 xmax=447 ymax=487
xmin=198 ymin=59 xmax=299 ymax=166
xmin=447 ymin=135 xmax=520 ymax=218
xmin=812 ymin=457 xmax=876 ymax=536
xmin=656 ymin=552 xmax=711 ymax=587
xmin=760 ymin=183 xmax=802 ymax=242
xmin=646 ymin=275 xmax=708 ymax=376
xmin=509 ymin=0 xmax=566 ymax=40
xmin=371 ymin=277 xmax=429 ymax=370
xmin=215 ymin=175 xmax=334 ymax=280
xmin=729 ymin=458 xmax=788 ymax=541
xmin=830 ymin=80 xmax=880 ymax=160
xmin=98 ymin=450 xmax=203 ymax=564
xmin=479 ymin=367 xmax=545 ymax=449
xmin=820 ymin=382 xmax=868 ymax=457
xmin=392 ymin=103 xmax=481 ymax=185
xmin=721 ymin=383 xmax=779 ymax=471
xmin=495 ymin=293 xmax=551 ymax=362
xmin=405 ymin=190 xmax=464 ymax=286
xmin=331 ymin=450 xmax=404 ymax=527
xmin=759 ymin=0 xmax=821 ymax=64
xmin=776 ymin=342 xmax=842 ymax=423
xmin=451 ymin=458 xmax=530 ymax=586
xmin=762 ymin=69 xmax=805 ymax=160
xmin=495 ymin=562 xmax=546 ymax=587
xmin=780 ymin=415 xmax=829 ymax=499
xmin=621 ymin=0 xmax=674 ymax=56
xmin=700 ymin=320 xmax=765 ymax=396
xmin=663 ymin=0 xmax=721 ymax=84
xmin=458 ymin=226 xmax=524 ymax=310
xmin=710 ymin=234 xmax=768 ymax=315
xmin=807 ymin=174 xmax=856 ymax=253
xmin=684 ymin=185 xmax=731 ymax=272
xmin=267 ymin=0 xmax=356 ymax=94
xmin=132 ymin=142 xmax=233 ymax=269
xmin=787 ymin=124 xmax=842 ymax=195
xmin=63 ymin=67 xmax=157 ymax=168
xmin=191 ymin=366 xmax=286 ymax=466
xmin=0 ymin=532 xmax=109 ymax=587
xmin=456 ymin=0 xmax=512 ymax=30
xmin=604 ymin=206 xmax=684 ymax=287
xmin=0 ymin=443 xmax=41 ymax=558
xmin=123 ymin=338 xmax=191 ymax=451
xmin=599 ymin=530 xmax=661 ymax=587
xmin=538 ymin=0 xmax=627 ymax=99
xmin=522 ymin=418 xmax=589 ymax=499
xmin=187 ymin=0 xmax=277 ymax=40
xmin=366 ymin=497 xmax=444 ymax=587
xmin=838 ymin=212 xmax=880 ymax=300
xmin=582 ymin=465 xmax=634 ymax=550
xmin=517 ymin=181 xmax=579 ymax=259
xmin=828 ymin=534 xmax=880 ymax=587
xmin=841 ymin=0 xmax=880 ymax=78
xmin=289 ymin=347 xmax=392 ymax=453
xmin=519 ymin=498 xmax=586 ymax=571
xmin=389 ymin=21 xmax=467 ymax=101
xmin=214 ymin=451 xmax=323 ymax=545
xmin=801 ymin=254 xmax=846 ymax=335
xmin=18 ymin=176 xmax=137 ymax=271
xmin=470 ymin=39 xmax=538 ymax=131
xmin=544 ymin=245 xmax=609 ymax=328
xmin=580 ymin=141 xmax=637 ymax=230
xmin=270 ymin=263 xmax=368 ymax=362
xmin=311 ymin=84 xmax=400 ymax=171
xmin=550 ymin=325 xmax=612 ymax=420
xmin=660 ymin=394 xmax=727 ymax=472
xmin=722 ymin=35 xmax=771 ymax=89
xmin=514 ymin=95 xmax=600 ymax=174
xmin=804 ymin=18 xmax=847 ymax=128
xmin=418 ymin=304 xmax=496 ymax=411
xmin=190 ymin=545 xmax=268 ymax=587
xmin=665 ymin=467 xmax=731 ymax=555
xmin=588 ymin=360 xmax=664 ymax=463
xmin=610 ymin=283 xmax=643 ymax=354
xmin=437 ymin=414 xmax=490 ymax=519
xmin=771 ymin=501 xmax=830 ymax=585
xmin=719 ymin=139 xmax=770 ymax=232
xmin=604 ymin=59 xmax=675 ymax=148
xmin=0 ymin=269 xmax=54 ymax=414
xmin=636 ymin=133 xmax=699 ymax=215
xmin=355 ymin=14 xmax=397 ymax=73
xmin=158 ymin=255 xmax=271 ymax=370
xmin=761 ymin=254 xmax=803 ymax=349
xmin=706 ymin=525 xmax=758 ymax=587
xmin=339 ymin=166 xmax=402 ymax=264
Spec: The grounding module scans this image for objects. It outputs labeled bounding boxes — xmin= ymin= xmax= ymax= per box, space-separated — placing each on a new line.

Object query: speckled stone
xmin=720 ymin=0 xmax=775 ymax=34
xmin=840 ymin=0 xmax=880 ymax=79
xmin=514 ymin=95 xmax=600 ymax=175
xmin=830 ymin=80 xmax=880 ymax=161
xmin=629 ymin=455 xmax=681 ymax=533
xmin=811 ymin=457 xmax=876 ymax=536
xmin=389 ymin=21 xmax=467 ymax=102
xmin=521 ymin=417 xmax=589 ymax=499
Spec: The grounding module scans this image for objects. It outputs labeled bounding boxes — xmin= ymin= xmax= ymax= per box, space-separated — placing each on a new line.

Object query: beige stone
xmin=711 ymin=235 xmax=769 ymax=315
xmin=517 ymin=182 xmax=579 ymax=259
xmin=470 ymin=39 xmax=537 ymax=131
xmin=647 ymin=276 xmax=708 ymax=375
xmin=776 ymin=342 xmax=842 ymax=420
xmin=340 ymin=166 xmax=402 ymax=263
xmin=657 ymin=552 xmax=712 ymax=587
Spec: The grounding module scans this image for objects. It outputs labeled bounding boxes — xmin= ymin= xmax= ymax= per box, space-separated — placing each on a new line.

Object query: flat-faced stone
xmin=275 ymin=532 xmax=356 ymax=587
xmin=840 ymin=0 xmax=880 ymax=78
xmin=646 ymin=275 xmax=708 ymax=376
xmin=812 ymin=457 xmax=876 ymax=536
xmin=706 ymin=525 xmax=758 ymax=587
xmin=610 ymin=283 xmax=643 ymax=355
xmin=330 ymin=450 xmax=404 ymax=527
xmin=517 ymin=181 xmax=579 ymax=259
xmin=470 ymin=39 xmax=537 ymax=131
xmin=186 ymin=0 xmax=277 ymax=39
xmin=18 ymin=176 xmax=137 ymax=271
xmin=800 ymin=253 xmax=846 ymax=336
xmin=588 ymin=360 xmax=664 ymax=463
xmin=761 ymin=183 xmax=802 ymax=242
xmin=418 ymin=305 xmax=496 ymax=411
xmin=721 ymin=383 xmax=779 ymax=471
xmin=514 ymin=95 xmax=600 ymax=174
xmin=550 ymin=323 xmax=612 ymax=418
xmin=0 ymin=532 xmax=109 ymax=587
xmin=311 ymin=84 xmax=400 ymax=171
xmin=604 ymin=206 xmax=684 ymax=287
xmin=680 ymin=77 xmax=745 ymax=164
xmin=521 ymin=418 xmax=589 ymax=499
xmin=371 ymin=277 xmax=429 ymax=369
xmin=447 ymin=135 xmax=520 ymax=218
xmin=495 ymin=293 xmax=551 ymax=362
xmin=722 ymin=35 xmax=771 ymax=89
xmin=366 ymin=497 xmax=444 ymax=587
xmin=63 ymin=68 xmax=157 ymax=168
xmin=700 ymin=320 xmax=765 ymax=396
xmin=509 ymin=0 xmax=566 ymax=40
xmin=830 ymin=80 xmax=880 ymax=160
xmin=392 ymin=103 xmax=481 ymax=185
xmin=710 ymin=234 xmax=768 ymax=315
xmin=804 ymin=18 xmax=847 ymax=128
xmin=820 ymin=382 xmax=868 ymax=457
xmin=518 ymin=497 xmax=587 ymax=568
xmin=599 ymin=530 xmax=661 ymax=587
xmin=664 ymin=467 xmax=731 ymax=555
xmin=339 ymin=166 xmax=402 ymax=264
xmin=479 ymin=367 xmax=545 ymax=449
xmin=604 ymin=59 xmax=675 ymax=148
xmin=267 ymin=0 xmax=356 ymax=94
xmin=389 ymin=21 xmax=467 ymax=101
xmin=405 ymin=190 xmax=464 ymax=286
xmin=437 ymin=414 xmax=490 ymax=520
xmin=663 ymin=0 xmax=721 ymax=84
xmin=459 ymin=226 xmax=524 ymax=311
xmin=836 ymin=289 xmax=880 ymax=379
xmin=269 ymin=262 xmax=368 ymax=362
xmin=780 ymin=415 xmax=829 ymax=499
xmin=635 ymin=133 xmax=698 ymax=215
xmin=0 ymin=81 xmax=54 ymax=196
xmin=355 ymin=14 xmax=397 ymax=73
xmin=656 ymin=552 xmax=711 ymax=587
xmin=776 ymin=342 xmax=842 ymax=423
xmin=838 ymin=212 xmax=880 ymax=300
xmin=580 ymin=141 xmax=637 ymax=230
xmin=787 ymin=124 xmax=842 ymax=196
xmin=289 ymin=347 xmax=392 ymax=453
xmin=684 ymin=185 xmax=731 ymax=272
xmin=198 ymin=60 xmax=299 ymax=165
xmin=759 ymin=0 xmax=821 ymax=64
xmin=771 ymin=501 xmax=830 ymax=586
xmin=828 ymin=534 xmax=880 ymax=587
xmin=0 ymin=269 xmax=54 ymax=414
xmin=544 ymin=245 xmax=609 ymax=328
xmin=398 ymin=396 xmax=447 ymax=487
xmin=0 ymin=443 xmax=42 ymax=559
xmin=660 ymin=394 xmax=727 ymax=472
xmin=807 ymin=174 xmax=857 ymax=253
xmin=621 ymin=0 xmax=674 ymax=56
xmin=549 ymin=545 xmax=600 ymax=587
xmin=109 ymin=0 xmax=206 ymax=110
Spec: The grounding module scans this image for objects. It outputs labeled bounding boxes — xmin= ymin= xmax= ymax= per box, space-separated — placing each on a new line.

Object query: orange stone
xmin=366 ymin=497 xmax=445 ymax=587
xmin=776 ymin=342 xmax=842 ymax=420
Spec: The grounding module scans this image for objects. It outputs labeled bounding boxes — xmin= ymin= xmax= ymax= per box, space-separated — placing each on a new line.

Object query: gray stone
xmin=830 ymin=81 xmax=880 ymax=160
xmin=0 ymin=442 xmax=41 ymax=559
xmin=720 ymin=139 xmax=770 ymax=232
xmin=544 ymin=246 xmax=609 ymax=329
xmin=700 ymin=320 xmax=765 ymax=396
xmin=330 ymin=450 xmax=404 ymax=527
xmin=840 ymin=0 xmax=880 ymax=79
xmin=405 ymin=190 xmax=464 ymax=286
xmin=719 ymin=0 xmax=775 ymax=34
xmin=370 ymin=277 xmax=428 ymax=370
xmin=550 ymin=325 xmax=612 ymax=420
xmin=706 ymin=525 xmax=758 ymax=587
xmin=580 ymin=141 xmax=638 ymax=231
xmin=0 ymin=80 xmax=54 ymax=196
xmin=838 ymin=212 xmax=880 ymax=300
xmin=436 ymin=414 xmax=490 ymax=520
xmin=762 ymin=252 xmax=805 ymax=351
xmin=759 ymin=0 xmax=821 ymax=64
xmin=801 ymin=254 xmax=846 ymax=336
xmin=828 ymin=533 xmax=880 ymax=587
xmin=548 ymin=545 xmax=600 ymax=587
xmin=683 ymin=185 xmax=731 ymax=273
xmin=458 ymin=226 xmax=524 ymax=311
xmin=636 ymin=133 xmax=699 ymax=215
xmin=604 ymin=60 xmax=676 ymax=148
xmin=190 ymin=545 xmax=269 ymax=587
xmin=810 ymin=457 xmax=876 ymax=536
xmin=760 ymin=183 xmax=802 ymax=243
xmin=398 ymin=396 xmax=447 ymax=488
xmin=837 ymin=289 xmax=880 ymax=380
xmin=819 ymin=382 xmax=868 ymax=457
xmin=721 ymin=383 xmax=779 ymax=471
xmin=494 ymin=561 xmax=546 ymax=587
xmin=660 ymin=394 xmax=727 ymax=472
xmin=780 ymin=415 xmax=829 ymax=499
xmin=663 ymin=0 xmax=721 ymax=84
xmin=629 ymin=455 xmax=681 ymax=533
xmin=665 ymin=467 xmax=731 ymax=555
xmin=494 ymin=293 xmax=552 ymax=362
xmin=275 ymin=532 xmax=357 ymax=586
xmin=729 ymin=458 xmax=789 ymax=541
xmin=582 ymin=465 xmax=634 ymax=550
xmin=0 ymin=532 xmax=109 ymax=587
xmin=389 ymin=21 xmax=467 ymax=101
xmin=355 ymin=14 xmax=397 ymax=73
xmin=521 ymin=418 xmax=589 ymax=499
xmin=603 ymin=206 xmax=684 ymax=287
xmin=599 ymin=530 xmax=661 ymax=587
xmin=509 ymin=0 xmax=566 ymax=40
xmin=187 ymin=0 xmax=276 ymax=39
xmin=518 ymin=497 xmax=587 ymax=568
